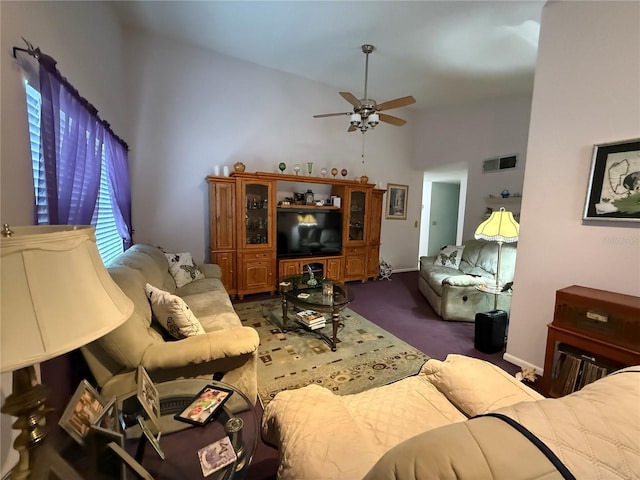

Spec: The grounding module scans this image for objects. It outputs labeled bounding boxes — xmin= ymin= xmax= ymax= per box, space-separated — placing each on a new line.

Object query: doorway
xmin=419 ymin=166 xmax=468 ymax=260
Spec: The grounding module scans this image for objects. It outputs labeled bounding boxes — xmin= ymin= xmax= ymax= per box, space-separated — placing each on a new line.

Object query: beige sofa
xmin=81 ymin=244 xmax=259 ymax=402
xmin=262 ymin=355 xmax=640 ymax=480
xmin=418 ymin=239 xmax=517 ymax=321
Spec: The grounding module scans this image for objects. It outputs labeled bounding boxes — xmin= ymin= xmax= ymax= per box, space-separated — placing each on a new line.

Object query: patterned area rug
xmin=234 ymin=298 xmax=429 ymax=407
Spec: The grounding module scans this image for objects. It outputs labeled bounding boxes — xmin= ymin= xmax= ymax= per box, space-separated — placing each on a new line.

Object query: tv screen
xmin=277 ymin=209 xmax=342 ymax=258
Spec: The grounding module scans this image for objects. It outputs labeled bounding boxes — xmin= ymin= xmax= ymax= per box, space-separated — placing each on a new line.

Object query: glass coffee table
xmin=277 ymin=274 xmax=355 ymax=351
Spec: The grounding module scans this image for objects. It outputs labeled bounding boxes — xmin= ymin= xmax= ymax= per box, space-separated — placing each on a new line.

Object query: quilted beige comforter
xmin=365 ymin=367 xmax=640 ymax=480
xmin=261 ymin=354 xmax=545 ymax=479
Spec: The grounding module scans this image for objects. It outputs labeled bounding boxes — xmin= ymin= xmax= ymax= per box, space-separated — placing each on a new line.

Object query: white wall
xmin=414 ymin=97 xmax=531 ymax=239
xmin=0 ymin=2 xmax=127 ymax=475
xmin=124 ymin=28 xmax=421 ymax=270
xmin=506 ymin=1 xmax=640 ymax=372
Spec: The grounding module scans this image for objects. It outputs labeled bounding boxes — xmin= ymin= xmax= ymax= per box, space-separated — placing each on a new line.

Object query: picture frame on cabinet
xmin=583 ymin=138 xmax=640 ymax=222
xmin=385 ymin=184 xmax=408 ymax=220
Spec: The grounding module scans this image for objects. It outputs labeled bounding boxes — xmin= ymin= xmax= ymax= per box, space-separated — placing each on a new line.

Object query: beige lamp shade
xmin=474 ymin=207 xmax=519 ymax=243
xmin=1 ymin=225 xmax=134 ymax=372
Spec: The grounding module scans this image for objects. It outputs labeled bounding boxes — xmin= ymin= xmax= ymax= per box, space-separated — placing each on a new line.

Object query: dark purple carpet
xmin=237 ymin=270 xmax=520 ymax=480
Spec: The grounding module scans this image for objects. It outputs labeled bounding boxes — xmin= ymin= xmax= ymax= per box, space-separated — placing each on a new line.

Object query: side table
xmin=119 ymin=379 xmax=258 ymax=479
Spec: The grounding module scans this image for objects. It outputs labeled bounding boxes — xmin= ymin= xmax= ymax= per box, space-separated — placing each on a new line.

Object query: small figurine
xmin=306 ymin=265 xmax=318 ymax=286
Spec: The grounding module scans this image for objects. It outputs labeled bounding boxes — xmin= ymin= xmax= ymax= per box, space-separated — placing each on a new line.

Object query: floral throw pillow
xmin=164 ymin=252 xmax=205 ymax=288
xmin=144 ymin=283 xmax=205 ymax=339
xmin=434 ymin=245 xmax=465 ymax=269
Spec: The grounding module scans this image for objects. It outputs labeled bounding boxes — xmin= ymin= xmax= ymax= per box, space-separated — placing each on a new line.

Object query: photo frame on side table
xmin=174 ymin=385 xmax=233 ymax=426
xmin=137 ymin=365 xmax=160 ymax=433
xmin=583 ymin=138 xmax=640 ymax=222
xmin=59 ymin=379 xmax=107 ymax=445
xmin=385 ymin=183 xmax=409 ymax=220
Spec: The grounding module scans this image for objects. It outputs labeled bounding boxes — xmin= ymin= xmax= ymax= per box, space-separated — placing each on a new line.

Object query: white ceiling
xmin=113 ymin=1 xmax=544 ymax=112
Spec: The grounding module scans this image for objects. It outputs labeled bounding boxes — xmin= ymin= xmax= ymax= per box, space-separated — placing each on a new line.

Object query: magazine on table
xmin=197 ymin=436 xmax=237 ymax=476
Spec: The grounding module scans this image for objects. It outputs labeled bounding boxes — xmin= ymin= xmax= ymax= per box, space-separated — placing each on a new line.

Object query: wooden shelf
xmin=277 ymin=205 xmax=340 ymax=210
xmin=485 ymin=196 xmax=522 ymax=203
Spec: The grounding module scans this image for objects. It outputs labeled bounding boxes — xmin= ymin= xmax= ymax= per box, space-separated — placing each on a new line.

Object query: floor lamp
xmin=474 ymin=207 xmax=519 ymax=310
xmin=1 ymin=225 xmax=133 ymax=479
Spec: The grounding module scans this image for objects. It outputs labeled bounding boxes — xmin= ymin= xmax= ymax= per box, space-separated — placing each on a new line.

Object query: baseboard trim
xmin=392 ymin=267 xmax=418 ymax=273
xmin=503 ymin=353 xmax=543 ymax=376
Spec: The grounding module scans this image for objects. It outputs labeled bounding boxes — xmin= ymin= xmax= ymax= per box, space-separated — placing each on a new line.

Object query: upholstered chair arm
xmin=140 ymin=326 xmax=259 ymax=370
xmin=442 ymin=275 xmax=491 ymax=287
xmin=198 ymin=263 xmax=222 ymax=279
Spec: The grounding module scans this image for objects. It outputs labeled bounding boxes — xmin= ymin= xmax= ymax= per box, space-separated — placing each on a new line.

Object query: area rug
xmin=234 ymin=298 xmax=429 ymax=407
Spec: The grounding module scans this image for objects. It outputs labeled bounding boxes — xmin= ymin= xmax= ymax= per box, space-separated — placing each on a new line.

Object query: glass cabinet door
xmin=348 ymin=189 xmax=367 ymax=242
xmin=244 ymin=183 xmax=270 ymax=246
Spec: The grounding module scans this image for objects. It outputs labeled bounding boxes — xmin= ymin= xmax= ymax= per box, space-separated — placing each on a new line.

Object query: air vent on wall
xmin=482 ymin=154 xmax=518 ymax=174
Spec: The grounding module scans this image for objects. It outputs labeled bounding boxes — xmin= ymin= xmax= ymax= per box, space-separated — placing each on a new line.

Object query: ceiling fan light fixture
xmin=314 ymin=44 xmax=415 ymax=134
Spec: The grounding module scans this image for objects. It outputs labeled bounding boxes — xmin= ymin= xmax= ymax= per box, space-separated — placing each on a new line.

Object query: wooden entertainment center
xmin=206 ymin=171 xmax=385 ymax=299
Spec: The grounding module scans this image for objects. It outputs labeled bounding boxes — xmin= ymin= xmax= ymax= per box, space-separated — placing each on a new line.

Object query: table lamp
xmin=1 ymin=224 xmax=134 ymax=479
xmin=474 ymin=207 xmax=519 ymax=309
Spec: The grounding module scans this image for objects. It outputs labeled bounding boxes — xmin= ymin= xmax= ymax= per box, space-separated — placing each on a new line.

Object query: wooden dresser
xmin=541 ymin=285 xmax=640 ymax=397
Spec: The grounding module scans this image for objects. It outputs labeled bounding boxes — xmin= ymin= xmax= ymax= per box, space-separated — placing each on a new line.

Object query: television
xmin=277 ymin=209 xmax=342 ymax=258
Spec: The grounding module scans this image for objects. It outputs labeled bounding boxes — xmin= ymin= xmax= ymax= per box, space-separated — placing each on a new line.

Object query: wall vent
xmin=482 ymin=154 xmax=518 ymax=173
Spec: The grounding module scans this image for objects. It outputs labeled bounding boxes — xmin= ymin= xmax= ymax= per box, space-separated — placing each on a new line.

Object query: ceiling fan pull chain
xmin=362 ymin=134 xmax=366 ymax=164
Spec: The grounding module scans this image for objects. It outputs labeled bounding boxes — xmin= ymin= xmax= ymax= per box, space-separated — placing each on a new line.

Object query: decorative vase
xmin=341 ymin=168 xmax=348 ymax=179
xmin=293 ymin=164 xmax=301 ymax=175
xmin=307 ymin=162 xmax=313 ymax=175
xmin=320 ymin=168 xmax=328 ymax=178
xmin=331 ymin=168 xmax=338 ymax=178
xmin=234 ymin=162 xmax=246 ymax=173
xmin=278 ymin=162 xmax=286 ymax=173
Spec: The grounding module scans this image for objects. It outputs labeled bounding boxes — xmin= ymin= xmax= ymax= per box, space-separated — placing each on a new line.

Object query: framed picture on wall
xmin=583 ymin=138 xmax=640 ymax=222
xmin=385 ymin=184 xmax=409 ymax=220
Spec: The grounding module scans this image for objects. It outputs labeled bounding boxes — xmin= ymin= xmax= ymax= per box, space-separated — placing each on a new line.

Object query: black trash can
xmin=474 ymin=310 xmax=508 ymax=354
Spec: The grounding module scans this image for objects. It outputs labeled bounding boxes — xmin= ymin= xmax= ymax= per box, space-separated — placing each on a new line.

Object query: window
xmin=25 ymin=82 xmax=124 ymax=265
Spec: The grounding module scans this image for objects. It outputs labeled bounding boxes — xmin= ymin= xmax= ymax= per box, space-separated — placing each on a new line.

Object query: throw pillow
xmin=144 ymin=283 xmax=205 ymax=339
xmin=164 ymin=252 xmax=205 ymax=288
xmin=433 ymin=245 xmax=465 ymax=269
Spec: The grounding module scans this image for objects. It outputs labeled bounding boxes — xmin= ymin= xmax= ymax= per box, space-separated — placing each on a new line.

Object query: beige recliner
xmin=80 ymin=244 xmax=259 ymax=402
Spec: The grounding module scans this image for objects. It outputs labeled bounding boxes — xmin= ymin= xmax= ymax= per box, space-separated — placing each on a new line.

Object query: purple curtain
xmin=105 ymin=135 xmax=132 ymax=248
xmin=39 ymin=60 xmax=102 ymax=225
xmin=37 ymin=55 xmax=132 ymax=242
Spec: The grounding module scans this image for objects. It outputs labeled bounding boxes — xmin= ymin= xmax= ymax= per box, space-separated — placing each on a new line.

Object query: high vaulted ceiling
xmin=113 ymin=1 xmax=544 ymax=111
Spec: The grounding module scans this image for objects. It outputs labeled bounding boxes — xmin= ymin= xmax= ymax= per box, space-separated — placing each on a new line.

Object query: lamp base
xmin=1 ymin=366 xmax=50 ymax=480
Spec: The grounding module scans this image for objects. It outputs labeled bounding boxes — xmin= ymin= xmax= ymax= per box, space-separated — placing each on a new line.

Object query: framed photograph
xmin=59 ymin=380 xmax=106 ymax=445
xmin=174 ymin=385 xmax=233 ymax=426
xmin=386 ymin=183 xmax=409 ymax=220
xmin=136 ymin=415 xmax=165 ymax=460
xmin=583 ymin=138 xmax=640 ymax=222
xmin=92 ymin=397 xmax=119 ymax=432
xmin=137 ymin=365 xmax=160 ymax=433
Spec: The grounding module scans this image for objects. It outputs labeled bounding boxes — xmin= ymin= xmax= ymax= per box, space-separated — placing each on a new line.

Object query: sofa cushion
xmin=165 ymin=252 xmax=205 ymax=288
xmin=433 ymin=245 xmax=465 ymax=269
xmin=145 ymin=283 xmax=205 ymax=339
xmin=421 ymin=355 xmax=543 ymax=417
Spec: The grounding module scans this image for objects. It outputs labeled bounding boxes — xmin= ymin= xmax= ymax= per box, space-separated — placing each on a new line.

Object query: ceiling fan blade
xmin=339 ymin=92 xmax=361 ymax=107
xmin=347 ymin=124 xmax=357 ymax=132
xmin=377 ymin=95 xmax=416 ymax=111
xmin=379 ymin=113 xmax=407 ymax=126
xmin=314 ymin=112 xmax=350 ymax=118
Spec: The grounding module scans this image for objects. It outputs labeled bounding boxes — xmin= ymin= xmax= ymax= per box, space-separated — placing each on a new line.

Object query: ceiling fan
xmin=313 ymin=44 xmax=416 ymax=133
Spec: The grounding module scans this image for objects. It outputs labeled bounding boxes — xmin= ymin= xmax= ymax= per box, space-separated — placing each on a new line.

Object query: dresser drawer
xmin=344 ymin=246 xmax=365 ymax=255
